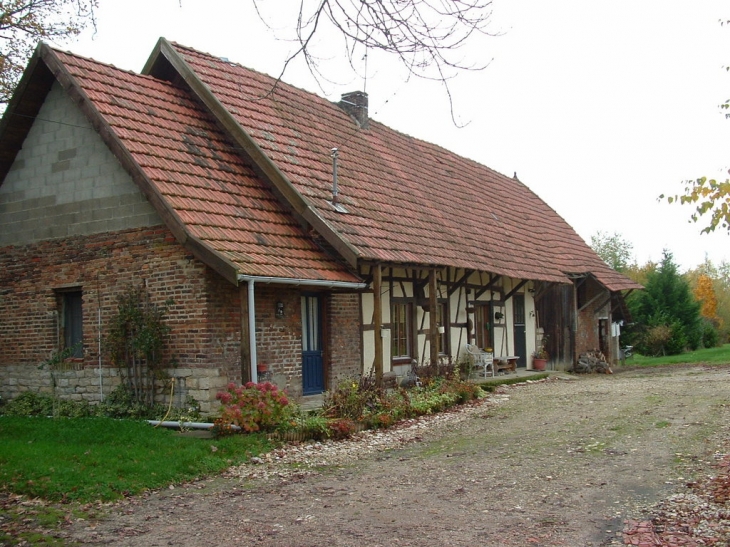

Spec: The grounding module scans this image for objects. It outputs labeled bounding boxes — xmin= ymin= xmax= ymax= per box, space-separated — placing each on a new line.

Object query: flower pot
xmin=532 ymin=358 xmax=547 ymax=371
xmin=256 ymin=364 xmax=268 ymax=373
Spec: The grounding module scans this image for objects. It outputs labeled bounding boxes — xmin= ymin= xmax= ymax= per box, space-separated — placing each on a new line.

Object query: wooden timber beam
xmin=504 ymin=280 xmax=528 ymax=302
xmin=373 ymin=263 xmax=383 ymax=386
xmin=448 ymin=269 xmax=473 ymax=296
xmin=475 ymin=275 xmax=501 ymax=299
xmin=429 ymin=269 xmax=438 ymax=366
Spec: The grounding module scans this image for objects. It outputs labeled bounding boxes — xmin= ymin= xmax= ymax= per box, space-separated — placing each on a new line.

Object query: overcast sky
xmin=63 ymin=0 xmax=730 ymax=271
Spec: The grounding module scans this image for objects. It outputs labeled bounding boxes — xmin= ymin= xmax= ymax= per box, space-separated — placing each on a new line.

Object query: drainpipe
xmin=248 ymin=279 xmax=258 ymax=384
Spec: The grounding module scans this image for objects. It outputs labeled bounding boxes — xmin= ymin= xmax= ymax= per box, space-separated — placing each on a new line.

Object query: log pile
xmin=574 ymin=350 xmax=613 ymax=374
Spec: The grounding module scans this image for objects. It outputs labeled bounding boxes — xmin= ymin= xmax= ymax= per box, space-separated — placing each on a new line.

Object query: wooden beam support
xmin=475 ymin=275 xmax=501 ymax=300
xmin=373 ymin=263 xmax=383 ymax=386
xmin=448 ymin=269 xmax=473 ymax=296
xmin=504 ymin=280 xmax=528 ymax=302
xmin=429 ymin=268 xmax=438 ymax=365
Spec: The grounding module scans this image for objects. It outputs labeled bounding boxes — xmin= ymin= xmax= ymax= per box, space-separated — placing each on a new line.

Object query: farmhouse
xmin=0 ymin=40 xmax=640 ymax=412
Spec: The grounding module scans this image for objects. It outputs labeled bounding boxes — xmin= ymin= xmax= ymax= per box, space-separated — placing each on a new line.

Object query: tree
xmin=590 ymin=230 xmax=635 ymax=272
xmin=686 ymin=257 xmax=730 ymax=344
xmin=628 ymin=250 xmax=702 ymax=355
xmin=0 ymin=0 xmax=97 ymax=104
xmin=253 ymin=0 xmax=496 ymax=122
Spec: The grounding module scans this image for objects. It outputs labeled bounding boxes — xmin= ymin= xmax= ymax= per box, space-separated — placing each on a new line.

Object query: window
xmin=391 ymin=301 xmax=413 ymax=363
xmin=60 ymin=290 xmax=83 ymax=358
xmin=474 ymin=302 xmax=492 ymax=350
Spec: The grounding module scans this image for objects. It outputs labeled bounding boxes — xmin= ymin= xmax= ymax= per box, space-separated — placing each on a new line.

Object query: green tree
xmin=628 ymin=250 xmax=702 ymax=355
xmin=0 ymin=0 xmax=97 ymax=104
xmin=590 ymin=231 xmax=635 ymax=272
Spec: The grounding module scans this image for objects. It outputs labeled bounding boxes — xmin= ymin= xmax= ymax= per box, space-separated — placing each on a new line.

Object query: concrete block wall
xmin=0 ymin=81 xmax=160 ymax=247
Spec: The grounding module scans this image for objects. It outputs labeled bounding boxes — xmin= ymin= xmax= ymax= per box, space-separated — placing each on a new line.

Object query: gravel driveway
xmin=64 ymin=366 xmax=730 ymax=546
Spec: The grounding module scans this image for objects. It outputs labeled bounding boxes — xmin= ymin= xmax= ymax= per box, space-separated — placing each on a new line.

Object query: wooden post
xmin=429 ymin=268 xmax=438 ymax=366
xmin=373 ymin=263 xmax=383 ymax=386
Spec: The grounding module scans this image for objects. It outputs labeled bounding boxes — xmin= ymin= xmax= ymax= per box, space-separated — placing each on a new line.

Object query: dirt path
xmin=64 ymin=366 xmax=730 ymax=546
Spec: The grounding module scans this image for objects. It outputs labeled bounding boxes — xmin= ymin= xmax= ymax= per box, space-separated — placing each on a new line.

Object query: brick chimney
xmin=339 ymin=91 xmax=368 ymax=128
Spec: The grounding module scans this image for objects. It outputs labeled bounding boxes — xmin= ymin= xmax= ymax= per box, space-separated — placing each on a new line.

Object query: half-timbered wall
xmin=359 ymin=265 xmax=541 ymax=379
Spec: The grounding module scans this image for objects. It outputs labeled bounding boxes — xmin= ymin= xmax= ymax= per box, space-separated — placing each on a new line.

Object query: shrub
xmin=322 ymin=374 xmax=382 ymax=421
xmin=701 ymin=320 xmax=720 ymax=348
xmin=1 ymin=391 xmax=54 ymax=416
xmin=96 ymin=384 xmax=160 ymax=420
xmin=215 ymin=382 xmax=290 ymax=433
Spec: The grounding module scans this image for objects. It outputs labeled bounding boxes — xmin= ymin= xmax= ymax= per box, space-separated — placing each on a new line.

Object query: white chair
xmin=465 ymin=344 xmax=494 ymax=377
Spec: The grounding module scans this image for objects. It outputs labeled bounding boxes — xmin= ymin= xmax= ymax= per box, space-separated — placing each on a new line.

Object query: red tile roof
xmin=50 ymin=48 xmax=360 ymax=284
xmin=164 ymin=42 xmax=640 ymax=291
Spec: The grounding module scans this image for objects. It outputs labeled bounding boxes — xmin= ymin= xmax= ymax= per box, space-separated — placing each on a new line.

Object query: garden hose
xmin=154 ymin=378 xmax=176 ymax=427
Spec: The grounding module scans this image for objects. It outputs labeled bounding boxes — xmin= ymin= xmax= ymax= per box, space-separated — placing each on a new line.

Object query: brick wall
xmin=0 ymin=227 xmax=237 ymax=414
xmin=328 ymin=293 xmax=362 ymax=381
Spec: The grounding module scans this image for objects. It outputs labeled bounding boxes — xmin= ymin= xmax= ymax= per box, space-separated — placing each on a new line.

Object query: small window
xmin=60 ymin=290 xmax=83 ymax=358
xmin=391 ymin=302 xmax=413 ymax=364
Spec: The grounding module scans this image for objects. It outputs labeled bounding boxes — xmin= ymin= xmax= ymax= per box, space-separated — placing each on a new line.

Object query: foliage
xmin=215 ymin=382 xmax=291 ymax=433
xmin=0 ymin=391 xmax=54 ymax=416
xmin=0 ymin=384 xmax=201 ymax=421
xmin=662 ymin=176 xmax=730 ymax=234
xmin=96 ymin=384 xmax=164 ymax=420
xmin=686 ymin=259 xmax=729 ymax=344
xmin=628 ymin=250 xmax=702 ymax=355
xmin=694 ymin=273 xmax=719 ymax=320
xmin=0 ymin=0 xmax=97 ymax=104
xmin=322 ymin=373 xmax=383 ymax=421
xmin=701 ymin=319 xmax=720 ymax=348
xmin=321 ymin=371 xmax=482 ymax=430
xmin=0 ymin=416 xmax=272 ymax=503
xmin=105 ymin=285 xmax=173 ymax=407
xmin=590 ymin=230 xmax=635 ymax=272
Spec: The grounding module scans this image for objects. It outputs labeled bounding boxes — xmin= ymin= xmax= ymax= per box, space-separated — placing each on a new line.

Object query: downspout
xmin=248 ymin=279 xmax=258 ymax=384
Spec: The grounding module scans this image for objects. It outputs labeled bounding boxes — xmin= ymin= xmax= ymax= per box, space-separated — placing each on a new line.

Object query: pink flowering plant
xmin=214 ymin=382 xmax=290 ymax=434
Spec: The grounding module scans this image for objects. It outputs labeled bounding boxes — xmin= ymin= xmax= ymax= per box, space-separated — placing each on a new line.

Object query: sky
xmin=60 ymin=0 xmax=730 ymax=272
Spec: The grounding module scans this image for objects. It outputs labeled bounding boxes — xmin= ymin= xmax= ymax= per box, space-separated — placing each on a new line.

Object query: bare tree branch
xmin=252 ymin=0 xmax=497 ymax=124
xmin=0 ymin=0 xmax=97 ymax=104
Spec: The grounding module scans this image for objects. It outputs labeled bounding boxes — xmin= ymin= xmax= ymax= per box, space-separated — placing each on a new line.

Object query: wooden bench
xmin=495 ymin=356 xmax=519 ymax=374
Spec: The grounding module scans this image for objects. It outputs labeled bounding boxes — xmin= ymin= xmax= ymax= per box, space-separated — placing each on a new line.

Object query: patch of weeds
xmin=655 ymin=420 xmax=671 ymax=428
xmin=583 ymin=441 xmax=607 ymax=453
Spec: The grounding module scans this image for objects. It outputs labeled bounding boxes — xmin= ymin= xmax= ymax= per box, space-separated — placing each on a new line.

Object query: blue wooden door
xmin=301 ymin=295 xmax=324 ymax=395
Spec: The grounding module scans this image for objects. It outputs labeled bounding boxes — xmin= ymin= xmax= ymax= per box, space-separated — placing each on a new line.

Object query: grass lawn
xmin=0 ymin=417 xmax=272 ymax=503
xmin=622 ymin=343 xmax=730 ymax=368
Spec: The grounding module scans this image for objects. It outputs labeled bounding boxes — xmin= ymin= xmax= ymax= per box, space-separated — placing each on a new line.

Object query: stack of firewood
xmin=574 ymin=350 xmax=613 ymax=374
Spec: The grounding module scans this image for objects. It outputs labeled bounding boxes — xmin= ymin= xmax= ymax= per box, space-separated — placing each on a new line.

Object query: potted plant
xmin=532 ymin=346 xmax=548 ymax=371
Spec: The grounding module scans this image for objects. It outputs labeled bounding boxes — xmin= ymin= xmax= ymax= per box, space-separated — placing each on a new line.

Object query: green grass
xmin=623 ymin=344 xmax=730 ymax=367
xmin=0 ymin=416 xmax=273 ymax=503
